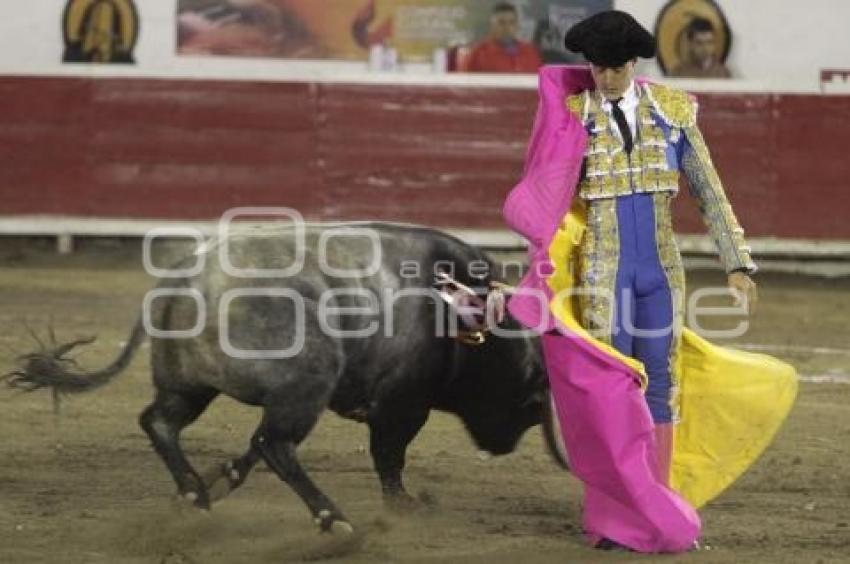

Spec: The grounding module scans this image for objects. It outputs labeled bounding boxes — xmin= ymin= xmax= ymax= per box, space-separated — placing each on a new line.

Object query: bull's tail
xmin=3 ymin=315 xmax=147 ymax=396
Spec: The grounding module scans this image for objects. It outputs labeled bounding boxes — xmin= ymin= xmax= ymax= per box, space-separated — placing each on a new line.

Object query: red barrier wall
xmin=0 ymin=76 xmax=847 ymax=239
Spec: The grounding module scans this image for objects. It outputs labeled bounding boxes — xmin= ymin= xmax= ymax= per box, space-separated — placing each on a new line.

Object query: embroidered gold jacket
xmin=566 ymin=82 xmax=756 ymax=275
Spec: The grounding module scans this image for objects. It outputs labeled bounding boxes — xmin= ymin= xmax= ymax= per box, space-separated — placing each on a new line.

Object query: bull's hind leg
xmin=139 ymin=387 xmax=218 ymax=509
xmin=253 ymin=397 xmax=353 ymax=534
xmin=202 ymin=446 xmax=261 ymax=503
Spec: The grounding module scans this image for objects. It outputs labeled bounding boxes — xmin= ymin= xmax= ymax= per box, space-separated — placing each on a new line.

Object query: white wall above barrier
xmin=0 ymin=1 xmax=847 ymax=94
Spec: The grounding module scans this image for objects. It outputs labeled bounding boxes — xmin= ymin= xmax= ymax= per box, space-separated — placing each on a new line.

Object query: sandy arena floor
xmin=1 ymin=239 xmax=849 ymax=563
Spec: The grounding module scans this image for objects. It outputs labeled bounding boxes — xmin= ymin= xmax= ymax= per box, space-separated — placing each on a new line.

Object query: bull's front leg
xmin=367 ymin=407 xmax=429 ymax=511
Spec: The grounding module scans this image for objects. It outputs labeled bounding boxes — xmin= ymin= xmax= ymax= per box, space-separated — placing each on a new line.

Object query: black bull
xmin=5 ymin=222 xmax=568 ymax=534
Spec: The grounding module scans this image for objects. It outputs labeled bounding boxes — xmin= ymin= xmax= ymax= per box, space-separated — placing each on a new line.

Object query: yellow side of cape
xmin=545 ymin=199 xmax=648 ymax=381
xmin=546 ymin=203 xmax=799 ymax=509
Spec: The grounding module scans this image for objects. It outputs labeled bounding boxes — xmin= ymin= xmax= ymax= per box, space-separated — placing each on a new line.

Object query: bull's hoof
xmin=201 ymin=461 xmax=240 ymax=503
xmin=330 ymin=520 xmax=356 ymax=535
xmin=172 ymin=489 xmax=211 ymax=513
xmin=314 ymin=509 xmax=354 ymax=535
xmin=202 ymin=457 xmax=252 ymax=504
xmin=172 ymin=473 xmax=212 ymax=511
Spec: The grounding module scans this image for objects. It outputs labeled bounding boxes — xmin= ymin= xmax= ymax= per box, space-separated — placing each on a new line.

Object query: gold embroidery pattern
xmin=681 ymin=124 xmax=756 ymax=273
xmin=644 ymin=83 xmax=697 ymax=128
xmin=566 ymin=92 xmax=586 ymax=120
xmin=578 ymin=86 xmax=679 ymax=201
xmin=577 ymin=198 xmax=620 ymax=344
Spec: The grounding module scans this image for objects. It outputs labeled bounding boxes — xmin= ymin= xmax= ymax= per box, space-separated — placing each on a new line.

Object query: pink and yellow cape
xmin=502 ymin=65 xmax=798 ymax=552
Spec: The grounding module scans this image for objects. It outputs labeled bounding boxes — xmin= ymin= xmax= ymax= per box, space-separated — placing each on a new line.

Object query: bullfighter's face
xmin=590 ymin=59 xmax=637 ymax=101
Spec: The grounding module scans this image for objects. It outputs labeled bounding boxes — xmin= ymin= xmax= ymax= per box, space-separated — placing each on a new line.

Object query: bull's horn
xmin=489 ymin=281 xmax=517 ymax=294
xmin=541 ymin=392 xmax=569 ymax=470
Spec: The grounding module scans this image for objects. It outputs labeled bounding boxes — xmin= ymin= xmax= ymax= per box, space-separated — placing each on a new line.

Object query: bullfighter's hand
xmin=728 ymin=271 xmax=757 ymax=315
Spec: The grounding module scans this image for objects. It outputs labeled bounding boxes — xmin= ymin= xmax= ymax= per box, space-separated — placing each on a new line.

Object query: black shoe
xmin=594 ymin=538 xmax=633 ymax=552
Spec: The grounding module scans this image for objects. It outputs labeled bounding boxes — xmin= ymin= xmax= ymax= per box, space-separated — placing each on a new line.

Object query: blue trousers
xmin=611 ymin=193 xmax=676 ymax=423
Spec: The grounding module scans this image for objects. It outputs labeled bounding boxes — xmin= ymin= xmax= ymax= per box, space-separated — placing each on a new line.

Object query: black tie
xmin=611 ymin=97 xmax=633 ymax=154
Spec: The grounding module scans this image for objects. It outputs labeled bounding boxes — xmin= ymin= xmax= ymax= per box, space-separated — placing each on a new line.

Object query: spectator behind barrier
xmin=466 ymin=2 xmax=542 ymax=73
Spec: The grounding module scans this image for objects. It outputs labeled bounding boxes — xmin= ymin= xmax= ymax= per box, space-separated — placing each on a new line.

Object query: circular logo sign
xmin=654 ymin=0 xmax=731 ymax=75
xmin=63 ymin=0 xmax=139 ymax=63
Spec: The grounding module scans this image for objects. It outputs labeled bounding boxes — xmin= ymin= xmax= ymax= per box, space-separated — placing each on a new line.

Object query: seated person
xmin=467 ymin=2 xmax=542 ymax=73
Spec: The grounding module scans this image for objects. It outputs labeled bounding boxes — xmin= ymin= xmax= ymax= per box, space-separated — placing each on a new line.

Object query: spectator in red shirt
xmin=467 ymin=2 xmax=542 ymax=73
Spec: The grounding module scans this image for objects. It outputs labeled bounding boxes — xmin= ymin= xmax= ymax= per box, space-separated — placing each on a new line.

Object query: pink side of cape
xmin=502 ymin=65 xmax=701 ymax=553
xmin=500 ymin=65 xmax=593 ymax=335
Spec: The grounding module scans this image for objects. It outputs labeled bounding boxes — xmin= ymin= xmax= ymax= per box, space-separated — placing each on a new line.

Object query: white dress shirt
xmin=598 ymin=80 xmax=639 ymax=143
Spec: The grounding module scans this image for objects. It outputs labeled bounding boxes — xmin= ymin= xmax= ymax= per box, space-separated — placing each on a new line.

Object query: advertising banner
xmin=176 ymin=0 xmax=611 ymax=64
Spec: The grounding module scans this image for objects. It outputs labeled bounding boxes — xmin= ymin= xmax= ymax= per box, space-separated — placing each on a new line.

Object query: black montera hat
xmin=564 ymin=10 xmax=656 ymax=67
